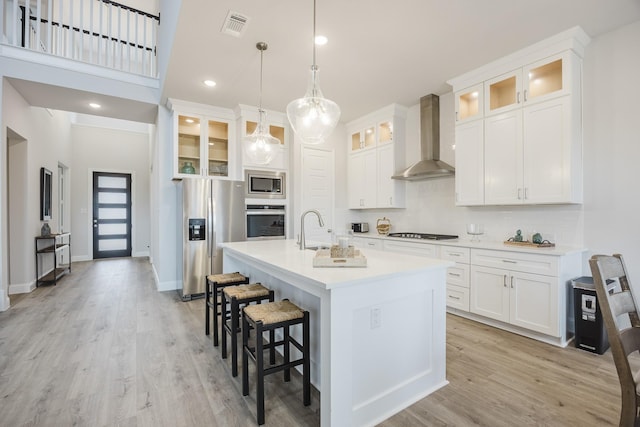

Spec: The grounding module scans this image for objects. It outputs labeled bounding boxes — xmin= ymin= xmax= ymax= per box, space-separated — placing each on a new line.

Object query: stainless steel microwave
xmin=245 ymin=170 xmax=286 ymax=199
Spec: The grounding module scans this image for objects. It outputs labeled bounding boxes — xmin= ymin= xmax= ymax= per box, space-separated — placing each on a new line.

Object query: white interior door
xmin=301 ymin=147 xmax=334 ymax=245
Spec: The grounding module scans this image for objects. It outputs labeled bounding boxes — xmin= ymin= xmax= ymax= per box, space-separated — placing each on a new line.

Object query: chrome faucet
xmin=299 ymin=209 xmax=325 ymax=250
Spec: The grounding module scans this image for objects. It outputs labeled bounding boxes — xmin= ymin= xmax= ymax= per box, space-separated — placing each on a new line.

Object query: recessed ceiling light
xmin=89 ymin=102 xmax=101 ymax=109
xmin=204 ymin=80 xmax=217 ymax=87
xmin=315 ymin=35 xmax=328 ymax=46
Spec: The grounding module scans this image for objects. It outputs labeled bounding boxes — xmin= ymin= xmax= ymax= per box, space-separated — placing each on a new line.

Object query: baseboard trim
xmin=9 ymin=281 xmax=36 ymax=295
xmin=151 ymin=263 xmax=179 ymax=292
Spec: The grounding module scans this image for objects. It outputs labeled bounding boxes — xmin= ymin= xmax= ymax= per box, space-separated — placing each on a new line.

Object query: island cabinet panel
xmin=221 ymin=240 xmax=450 ymax=427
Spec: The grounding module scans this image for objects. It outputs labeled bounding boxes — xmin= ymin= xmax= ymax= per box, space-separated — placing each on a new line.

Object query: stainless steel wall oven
xmin=245 ymin=204 xmax=286 ymax=240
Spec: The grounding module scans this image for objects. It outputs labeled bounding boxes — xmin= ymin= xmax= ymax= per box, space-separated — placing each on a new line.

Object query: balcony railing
xmin=3 ymin=0 xmax=159 ymax=78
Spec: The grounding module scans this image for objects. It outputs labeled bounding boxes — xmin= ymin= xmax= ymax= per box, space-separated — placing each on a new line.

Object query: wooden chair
xmin=589 ymin=254 xmax=640 ymax=427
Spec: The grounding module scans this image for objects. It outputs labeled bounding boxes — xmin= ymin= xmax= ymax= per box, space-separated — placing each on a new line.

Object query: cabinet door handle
xmin=502 ymin=259 xmax=517 ymax=264
xmin=511 ymin=276 xmax=514 ymax=288
xmin=524 ymin=89 xmax=528 ymax=102
xmin=517 ymin=188 xmax=522 ymax=199
xmin=503 ymin=274 xmax=508 ymax=287
xmin=524 ymin=188 xmax=528 ymax=200
xmin=517 ymin=91 xmax=521 ymax=104
xmin=455 ymin=111 xmax=459 ymax=121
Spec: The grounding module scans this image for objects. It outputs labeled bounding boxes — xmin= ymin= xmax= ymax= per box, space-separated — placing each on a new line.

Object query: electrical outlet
xmin=370 ymin=307 xmax=381 ymax=329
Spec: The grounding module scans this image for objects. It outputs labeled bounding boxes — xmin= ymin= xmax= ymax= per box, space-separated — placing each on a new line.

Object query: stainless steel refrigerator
xmin=180 ymin=178 xmax=245 ymax=301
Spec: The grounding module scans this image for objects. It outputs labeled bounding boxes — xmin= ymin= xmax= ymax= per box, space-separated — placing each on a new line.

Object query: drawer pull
xmin=502 ymin=259 xmax=517 ymax=264
xmin=448 ymin=295 xmax=461 ymax=300
xmin=450 ymin=253 xmax=461 ymax=257
xmin=448 ymin=272 xmax=461 ymax=277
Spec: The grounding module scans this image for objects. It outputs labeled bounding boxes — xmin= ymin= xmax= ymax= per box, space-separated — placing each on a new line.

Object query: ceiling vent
xmin=221 ymin=10 xmax=249 ymax=37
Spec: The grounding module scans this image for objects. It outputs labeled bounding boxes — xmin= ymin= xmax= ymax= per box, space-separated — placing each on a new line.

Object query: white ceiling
xmin=10 ymin=0 xmax=640 ymax=124
xmin=162 ymin=0 xmax=640 ymax=123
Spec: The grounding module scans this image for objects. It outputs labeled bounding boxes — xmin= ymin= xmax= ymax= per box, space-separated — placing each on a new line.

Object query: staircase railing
xmin=3 ymin=0 xmax=159 ymax=78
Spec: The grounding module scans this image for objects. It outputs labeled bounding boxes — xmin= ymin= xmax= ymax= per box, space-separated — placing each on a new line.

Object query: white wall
xmin=345 ymin=20 xmax=640 ymax=282
xmin=69 ymin=117 xmax=152 ymax=260
xmin=1 ymin=79 xmax=73 ymax=301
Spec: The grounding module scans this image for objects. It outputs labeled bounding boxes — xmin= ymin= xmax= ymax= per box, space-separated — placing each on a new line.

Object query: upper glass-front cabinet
xmin=351 ymin=126 xmax=376 ymax=152
xmin=378 ymin=120 xmax=394 ymax=145
xmin=485 ymin=52 xmax=574 ymax=116
xmin=175 ymin=112 xmax=231 ymax=178
xmin=455 ymin=84 xmax=483 ymax=123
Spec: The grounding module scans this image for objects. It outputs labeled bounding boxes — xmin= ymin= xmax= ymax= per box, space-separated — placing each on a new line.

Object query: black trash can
xmin=572 ymin=276 xmax=613 ymax=354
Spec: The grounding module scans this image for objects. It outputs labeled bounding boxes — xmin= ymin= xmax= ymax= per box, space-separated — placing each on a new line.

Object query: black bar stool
xmin=205 ymin=272 xmax=249 ymax=346
xmin=241 ymin=299 xmax=310 ymax=425
xmin=221 ymin=283 xmax=274 ymax=377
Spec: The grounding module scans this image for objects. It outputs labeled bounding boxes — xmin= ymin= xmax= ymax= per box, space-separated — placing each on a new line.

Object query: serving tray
xmin=503 ymin=240 xmax=556 ymax=248
xmin=313 ymin=249 xmax=367 ymax=268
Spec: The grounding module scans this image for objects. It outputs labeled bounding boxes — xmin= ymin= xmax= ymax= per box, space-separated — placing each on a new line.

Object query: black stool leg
xmin=256 ymin=320 xmax=265 ymax=425
xmin=283 ymin=325 xmax=291 ymax=382
xmin=213 ymin=282 xmax=220 ymax=346
xmin=303 ymin=311 xmax=311 ymax=406
xmin=242 ymin=310 xmax=251 ymax=396
xmin=221 ymin=289 xmax=228 ymax=358
xmin=205 ymin=278 xmax=211 ymax=336
xmin=230 ymin=296 xmax=240 ymax=377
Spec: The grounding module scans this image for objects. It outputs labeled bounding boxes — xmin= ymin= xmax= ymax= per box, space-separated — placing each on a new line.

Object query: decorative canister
xmin=376 ymin=217 xmax=391 ymax=235
xmin=181 ymin=161 xmax=196 ymax=174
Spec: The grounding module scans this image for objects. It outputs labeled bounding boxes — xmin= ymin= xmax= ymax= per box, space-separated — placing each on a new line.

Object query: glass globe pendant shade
xmin=243 ymin=110 xmax=280 ymax=165
xmin=287 ymin=65 xmax=341 ymax=145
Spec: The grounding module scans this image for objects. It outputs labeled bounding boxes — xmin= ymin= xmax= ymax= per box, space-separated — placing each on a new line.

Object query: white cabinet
xmin=454 ymin=119 xmax=484 ymax=206
xmin=236 ymin=105 xmax=289 ymax=171
xmin=352 ymin=236 xmax=382 ymax=250
xmin=348 ymin=150 xmax=377 ymax=208
xmin=169 ymin=99 xmax=236 ymax=179
xmin=448 ymin=28 xmax=589 ymax=206
xmin=347 ymin=105 xmax=407 ymax=209
xmin=441 ymin=246 xmax=471 ymax=312
xmin=383 ymin=239 xmax=438 ymax=258
xmin=470 ymin=249 xmax=563 ymax=337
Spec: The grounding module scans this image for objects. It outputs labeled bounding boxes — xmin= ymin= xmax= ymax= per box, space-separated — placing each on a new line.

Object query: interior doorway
xmin=92 ymin=171 xmax=132 ymax=259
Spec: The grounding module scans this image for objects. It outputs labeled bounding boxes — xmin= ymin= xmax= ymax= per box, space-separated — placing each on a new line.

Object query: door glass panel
xmin=270 ymin=125 xmax=285 ymax=145
xmin=208 ymin=120 xmax=228 ymax=177
xmin=98 ymin=208 xmax=127 ymax=219
xmin=98 ymin=192 xmax=127 ymax=204
xmin=98 ymin=223 xmax=127 ymax=235
xmin=378 ymin=121 xmax=393 ymax=144
xmin=363 ymin=126 xmax=375 ymax=148
xmin=528 ymin=59 xmax=562 ymax=99
xmin=98 ymin=239 xmax=127 ymax=251
xmin=489 ymin=76 xmax=517 ymax=111
xmin=458 ymin=90 xmax=480 ymax=120
xmin=98 ymin=176 xmax=126 ymax=188
xmin=178 ymin=115 xmax=201 ymax=175
xmin=351 ymin=132 xmax=362 ymax=151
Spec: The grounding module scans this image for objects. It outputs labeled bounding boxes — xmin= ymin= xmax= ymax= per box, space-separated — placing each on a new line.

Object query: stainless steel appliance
xmin=351 ymin=222 xmax=369 ymax=233
xmin=387 ymin=232 xmax=458 ymax=240
xmin=245 ymin=169 xmax=286 ymax=199
xmin=246 ymin=204 xmax=286 ymax=240
xmin=181 ymin=178 xmax=245 ymax=301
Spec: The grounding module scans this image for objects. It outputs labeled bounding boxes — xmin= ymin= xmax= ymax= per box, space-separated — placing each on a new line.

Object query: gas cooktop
xmin=387 ymin=232 xmax=459 ymax=241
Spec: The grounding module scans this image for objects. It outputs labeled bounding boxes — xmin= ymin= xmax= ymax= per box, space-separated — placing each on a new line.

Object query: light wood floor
xmin=0 ymin=258 xmax=623 ymax=426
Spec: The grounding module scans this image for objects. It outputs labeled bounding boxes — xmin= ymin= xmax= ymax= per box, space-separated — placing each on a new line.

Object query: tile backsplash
xmin=345 ymin=178 xmax=584 ymax=247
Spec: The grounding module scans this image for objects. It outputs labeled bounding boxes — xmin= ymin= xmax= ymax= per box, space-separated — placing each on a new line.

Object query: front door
xmin=92 ymin=172 xmax=132 ymax=259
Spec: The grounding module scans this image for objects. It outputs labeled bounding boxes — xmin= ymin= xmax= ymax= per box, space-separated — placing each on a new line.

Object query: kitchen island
xmin=222 ymin=239 xmax=452 ymax=427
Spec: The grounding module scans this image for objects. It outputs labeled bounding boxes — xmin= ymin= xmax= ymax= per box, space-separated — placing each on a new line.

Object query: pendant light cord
xmin=312 ymin=0 xmax=317 ymax=68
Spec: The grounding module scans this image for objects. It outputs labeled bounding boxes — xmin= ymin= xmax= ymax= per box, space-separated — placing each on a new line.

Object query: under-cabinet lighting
xmin=204 ymin=80 xmax=217 ymax=87
xmin=89 ymin=102 xmax=101 ymax=109
xmin=185 ymin=118 xmax=194 ymax=123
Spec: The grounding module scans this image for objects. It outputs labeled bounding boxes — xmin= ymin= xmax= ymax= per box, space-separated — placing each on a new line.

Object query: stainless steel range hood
xmin=392 ymin=94 xmax=455 ymax=180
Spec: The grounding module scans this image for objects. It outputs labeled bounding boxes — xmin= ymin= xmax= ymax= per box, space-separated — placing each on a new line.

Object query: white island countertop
xmin=222 ymin=239 xmax=451 ymax=290
xmin=222 ymin=239 xmax=452 ymax=427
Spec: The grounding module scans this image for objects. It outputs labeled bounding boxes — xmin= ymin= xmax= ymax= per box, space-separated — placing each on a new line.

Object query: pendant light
xmin=286 ymin=0 xmax=341 ymax=145
xmin=244 ymin=42 xmax=280 ymax=165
